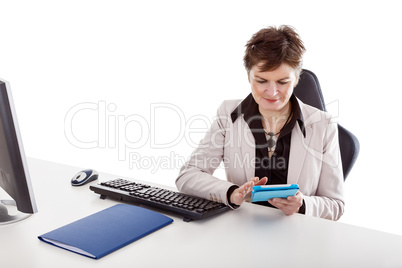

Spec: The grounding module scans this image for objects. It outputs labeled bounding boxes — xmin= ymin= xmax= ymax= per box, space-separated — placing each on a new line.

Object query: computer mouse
xmin=71 ymin=169 xmax=98 ymax=186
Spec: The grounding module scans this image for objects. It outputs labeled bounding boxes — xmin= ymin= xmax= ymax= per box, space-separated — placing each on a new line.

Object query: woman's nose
xmin=265 ymin=83 xmax=278 ymax=97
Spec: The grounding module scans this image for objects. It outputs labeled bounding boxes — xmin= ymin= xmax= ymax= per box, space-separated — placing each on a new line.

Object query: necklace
xmin=263 ymin=111 xmax=292 ymax=152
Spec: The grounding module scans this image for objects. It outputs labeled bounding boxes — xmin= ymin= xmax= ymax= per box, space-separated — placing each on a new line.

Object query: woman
xmin=176 ymin=25 xmax=344 ymax=220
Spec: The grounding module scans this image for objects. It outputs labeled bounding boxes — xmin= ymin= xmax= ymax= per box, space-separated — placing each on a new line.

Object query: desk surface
xmin=1 ymin=158 xmax=402 ymax=268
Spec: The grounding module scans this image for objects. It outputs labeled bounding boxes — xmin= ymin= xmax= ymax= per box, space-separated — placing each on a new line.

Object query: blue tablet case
xmin=38 ymin=204 xmax=173 ymax=259
xmin=251 ymin=184 xmax=299 ymax=202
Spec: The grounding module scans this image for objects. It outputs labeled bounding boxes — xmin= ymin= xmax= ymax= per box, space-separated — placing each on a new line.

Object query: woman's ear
xmin=294 ymin=67 xmax=302 ymax=87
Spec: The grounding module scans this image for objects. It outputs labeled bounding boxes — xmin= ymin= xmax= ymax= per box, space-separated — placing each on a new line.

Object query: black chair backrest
xmin=294 ymin=69 xmax=360 ymax=180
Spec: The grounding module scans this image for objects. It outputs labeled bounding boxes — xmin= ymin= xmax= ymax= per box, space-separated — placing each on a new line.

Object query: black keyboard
xmin=90 ymin=179 xmax=230 ymax=222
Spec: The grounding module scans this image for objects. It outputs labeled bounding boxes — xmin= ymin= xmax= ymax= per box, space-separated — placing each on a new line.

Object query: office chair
xmin=293 ymin=69 xmax=360 ymax=180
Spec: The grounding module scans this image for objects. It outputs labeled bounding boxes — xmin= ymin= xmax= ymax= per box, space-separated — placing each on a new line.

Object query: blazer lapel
xmin=288 ymin=118 xmax=313 ymax=184
xmin=288 ymin=99 xmax=323 ymax=184
xmin=241 ymin=120 xmax=256 ymax=182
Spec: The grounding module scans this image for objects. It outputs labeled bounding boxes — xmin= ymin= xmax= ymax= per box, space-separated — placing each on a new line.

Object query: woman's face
xmin=248 ymin=63 xmax=297 ymax=115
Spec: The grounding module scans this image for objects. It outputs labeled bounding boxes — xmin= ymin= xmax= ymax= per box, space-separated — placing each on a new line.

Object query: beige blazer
xmin=176 ymin=98 xmax=344 ymax=220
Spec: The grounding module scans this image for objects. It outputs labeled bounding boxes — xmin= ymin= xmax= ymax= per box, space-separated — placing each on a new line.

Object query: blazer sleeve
xmin=303 ymin=118 xmax=345 ymax=221
xmin=175 ymin=101 xmax=237 ymax=208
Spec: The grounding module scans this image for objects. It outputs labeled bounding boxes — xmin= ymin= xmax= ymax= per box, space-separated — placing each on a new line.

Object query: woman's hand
xmin=230 ymin=177 xmax=268 ymax=206
xmin=268 ymin=191 xmax=304 ymax=215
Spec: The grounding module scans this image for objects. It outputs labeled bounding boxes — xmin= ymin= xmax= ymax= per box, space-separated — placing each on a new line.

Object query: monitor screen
xmin=0 ymin=79 xmax=37 ymax=224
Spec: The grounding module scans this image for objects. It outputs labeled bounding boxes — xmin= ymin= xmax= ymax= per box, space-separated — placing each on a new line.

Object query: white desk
xmin=1 ymin=158 xmax=402 ymax=268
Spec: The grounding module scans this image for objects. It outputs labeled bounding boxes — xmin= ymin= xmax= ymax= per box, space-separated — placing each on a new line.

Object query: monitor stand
xmin=0 ymin=199 xmax=32 ymax=225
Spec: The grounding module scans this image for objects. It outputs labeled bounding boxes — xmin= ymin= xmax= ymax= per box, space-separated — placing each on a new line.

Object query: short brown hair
xmin=244 ymin=25 xmax=306 ymax=76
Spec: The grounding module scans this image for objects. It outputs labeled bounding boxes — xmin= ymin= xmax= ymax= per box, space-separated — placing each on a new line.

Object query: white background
xmin=1 ymin=0 xmax=401 ymax=235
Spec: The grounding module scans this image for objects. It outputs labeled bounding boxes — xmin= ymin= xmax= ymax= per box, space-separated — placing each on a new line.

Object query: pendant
xmin=266 ymin=132 xmax=277 ymax=152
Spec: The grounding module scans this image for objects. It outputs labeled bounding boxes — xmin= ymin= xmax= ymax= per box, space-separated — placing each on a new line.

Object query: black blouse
xmin=228 ymin=93 xmax=306 ymax=212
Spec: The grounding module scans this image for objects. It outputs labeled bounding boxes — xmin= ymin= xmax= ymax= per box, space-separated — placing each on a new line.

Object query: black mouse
xmin=71 ymin=169 xmax=98 ymax=186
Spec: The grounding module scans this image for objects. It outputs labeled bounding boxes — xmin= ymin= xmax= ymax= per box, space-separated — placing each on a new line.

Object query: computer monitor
xmin=0 ymin=79 xmax=37 ymax=224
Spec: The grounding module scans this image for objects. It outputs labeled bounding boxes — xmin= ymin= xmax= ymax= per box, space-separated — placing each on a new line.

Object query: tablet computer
xmin=251 ymin=184 xmax=299 ymax=203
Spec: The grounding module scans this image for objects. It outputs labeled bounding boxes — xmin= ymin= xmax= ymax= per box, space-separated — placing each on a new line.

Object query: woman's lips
xmin=264 ymin=98 xmax=279 ymax=103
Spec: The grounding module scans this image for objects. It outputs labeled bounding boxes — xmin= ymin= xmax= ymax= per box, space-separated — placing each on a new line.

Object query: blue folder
xmin=38 ymin=204 xmax=173 ymax=259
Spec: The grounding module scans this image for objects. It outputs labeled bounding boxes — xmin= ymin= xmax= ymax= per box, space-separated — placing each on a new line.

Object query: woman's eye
xmin=278 ymin=81 xmax=289 ymax=85
xmin=256 ymin=80 xmax=266 ymax=84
